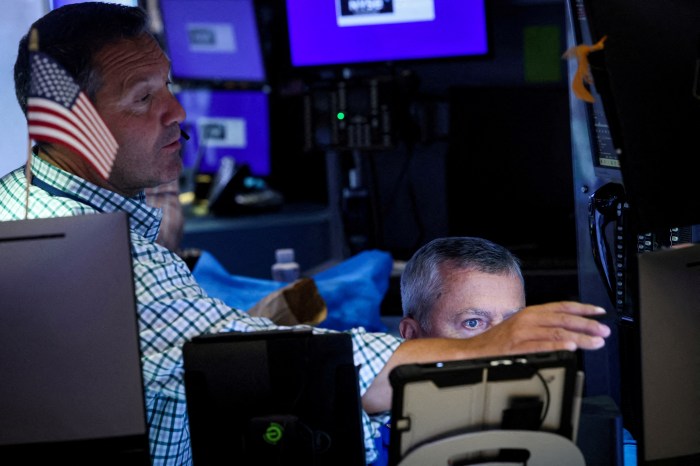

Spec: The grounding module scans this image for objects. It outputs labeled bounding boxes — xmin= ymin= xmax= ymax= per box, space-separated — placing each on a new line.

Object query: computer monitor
xmin=177 ymin=88 xmax=271 ymax=177
xmin=183 ymin=329 xmax=366 ymax=466
xmin=0 ymin=212 xmax=151 ymax=465
xmin=567 ymin=1 xmax=700 ymax=464
xmin=388 ymin=351 xmax=583 ymax=466
xmin=579 ymin=0 xmax=700 ymax=233
xmin=159 ymin=0 xmax=267 ymax=84
xmin=285 ymin=0 xmax=489 ymax=68
xmin=635 ymin=244 xmax=700 ymax=465
xmin=49 ymin=0 xmax=140 ymax=8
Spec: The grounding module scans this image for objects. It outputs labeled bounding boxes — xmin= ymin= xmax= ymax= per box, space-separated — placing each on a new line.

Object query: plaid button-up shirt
xmin=0 ymin=154 xmax=401 ymax=465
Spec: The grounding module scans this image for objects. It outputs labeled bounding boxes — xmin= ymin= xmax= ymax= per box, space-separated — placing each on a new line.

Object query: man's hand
xmin=467 ymin=300 xmax=609 ymax=354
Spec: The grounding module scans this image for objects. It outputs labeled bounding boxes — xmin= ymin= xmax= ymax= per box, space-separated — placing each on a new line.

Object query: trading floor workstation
xmin=1 ymin=0 xmax=699 ymax=465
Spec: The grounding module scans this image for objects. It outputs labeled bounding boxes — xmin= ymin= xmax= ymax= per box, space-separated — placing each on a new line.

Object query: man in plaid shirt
xmin=2 ymin=3 xmax=610 ymax=465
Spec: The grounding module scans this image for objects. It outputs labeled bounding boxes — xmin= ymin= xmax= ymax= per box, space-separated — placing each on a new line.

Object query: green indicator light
xmin=337 ymin=112 xmax=345 ymax=120
xmin=263 ymin=422 xmax=284 ymax=445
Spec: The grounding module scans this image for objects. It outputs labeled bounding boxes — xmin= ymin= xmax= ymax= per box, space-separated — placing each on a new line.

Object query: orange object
xmin=562 ymin=36 xmax=607 ymax=103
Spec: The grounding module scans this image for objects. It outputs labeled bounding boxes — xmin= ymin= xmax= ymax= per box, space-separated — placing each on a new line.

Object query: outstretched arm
xmin=362 ymin=301 xmax=610 ymax=413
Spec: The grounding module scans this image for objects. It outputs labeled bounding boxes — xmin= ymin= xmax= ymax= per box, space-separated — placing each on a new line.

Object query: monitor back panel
xmin=0 ymin=213 xmax=150 ymax=465
xmin=637 ymin=245 xmax=700 ymax=464
xmin=388 ymin=350 xmax=580 ymax=465
xmin=183 ymin=329 xmax=366 ymax=466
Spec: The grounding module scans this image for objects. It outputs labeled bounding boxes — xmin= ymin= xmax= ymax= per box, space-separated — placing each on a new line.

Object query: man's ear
xmin=399 ymin=317 xmax=421 ymax=339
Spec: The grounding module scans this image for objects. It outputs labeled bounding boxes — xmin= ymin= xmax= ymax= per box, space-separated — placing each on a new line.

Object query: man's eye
xmin=463 ymin=318 xmax=481 ymax=329
xmin=138 ymin=94 xmax=152 ymax=103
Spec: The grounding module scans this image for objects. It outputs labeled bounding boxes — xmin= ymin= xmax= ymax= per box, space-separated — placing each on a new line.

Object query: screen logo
xmin=336 ymin=0 xmax=435 ymax=27
xmin=186 ymin=23 xmax=237 ymax=53
xmin=198 ymin=117 xmax=248 ymax=148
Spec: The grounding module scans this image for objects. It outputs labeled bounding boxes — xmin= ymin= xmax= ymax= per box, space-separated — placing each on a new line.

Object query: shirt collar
xmin=31 ymin=154 xmax=163 ymax=242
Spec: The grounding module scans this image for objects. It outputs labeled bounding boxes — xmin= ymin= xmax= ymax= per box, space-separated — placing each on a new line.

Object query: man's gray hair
xmin=400 ymin=236 xmax=523 ymax=333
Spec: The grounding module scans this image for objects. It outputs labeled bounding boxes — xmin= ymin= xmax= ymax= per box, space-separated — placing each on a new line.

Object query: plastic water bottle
xmin=271 ymin=248 xmax=300 ymax=282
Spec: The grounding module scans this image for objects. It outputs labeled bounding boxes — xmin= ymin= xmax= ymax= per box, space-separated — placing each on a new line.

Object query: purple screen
xmin=177 ymin=89 xmax=271 ymax=176
xmin=286 ymin=0 xmax=488 ymax=67
xmin=160 ymin=0 xmax=266 ymax=82
xmin=50 ymin=0 xmax=138 ymax=7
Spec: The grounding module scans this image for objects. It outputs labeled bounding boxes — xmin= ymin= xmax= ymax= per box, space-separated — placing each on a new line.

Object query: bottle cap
xmin=275 ymin=248 xmax=295 ymax=263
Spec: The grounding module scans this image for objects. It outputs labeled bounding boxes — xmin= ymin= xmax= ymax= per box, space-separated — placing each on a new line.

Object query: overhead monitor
xmin=159 ymin=0 xmax=266 ymax=84
xmin=285 ymin=0 xmax=488 ymax=68
xmin=49 ymin=0 xmax=139 ymax=8
xmin=177 ymin=88 xmax=271 ymax=177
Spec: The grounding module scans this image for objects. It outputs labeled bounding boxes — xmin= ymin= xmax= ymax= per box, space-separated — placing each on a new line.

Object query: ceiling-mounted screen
xmin=285 ymin=0 xmax=488 ymax=67
xmin=160 ymin=0 xmax=266 ymax=84
xmin=49 ymin=0 xmax=139 ymax=7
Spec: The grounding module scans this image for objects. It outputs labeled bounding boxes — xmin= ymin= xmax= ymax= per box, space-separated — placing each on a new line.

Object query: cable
xmin=535 ymin=370 xmax=552 ymax=428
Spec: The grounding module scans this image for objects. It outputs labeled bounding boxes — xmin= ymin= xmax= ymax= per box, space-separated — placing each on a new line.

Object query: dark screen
xmin=583 ymin=0 xmax=700 ymax=232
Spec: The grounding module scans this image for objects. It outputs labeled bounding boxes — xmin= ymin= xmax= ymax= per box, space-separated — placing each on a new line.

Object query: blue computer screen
xmin=177 ymin=89 xmax=271 ymax=176
xmin=49 ymin=0 xmax=139 ymax=8
xmin=286 ymin=0 xmax=488 ymax=67
xmin=160 ymin=0 xmax=266 ymax=83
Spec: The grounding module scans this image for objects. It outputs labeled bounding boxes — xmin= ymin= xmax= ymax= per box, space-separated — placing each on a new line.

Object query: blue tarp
xmin=192 ymin=249 xmax=392 ymax=332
